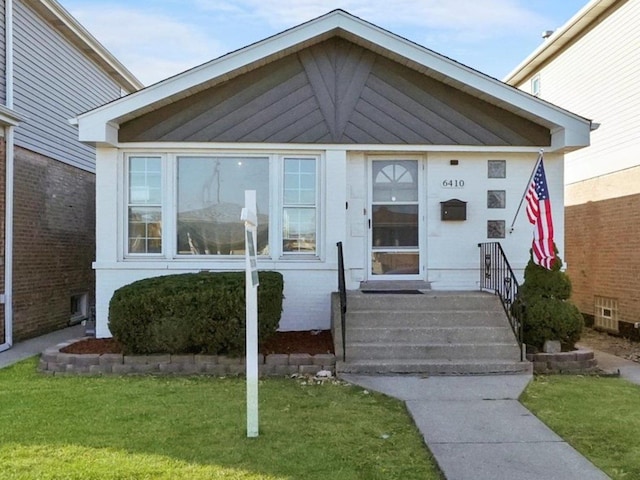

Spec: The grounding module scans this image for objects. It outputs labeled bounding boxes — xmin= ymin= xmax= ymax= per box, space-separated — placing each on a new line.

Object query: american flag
xmin=525 ymin=157 xmax=555 ymax=269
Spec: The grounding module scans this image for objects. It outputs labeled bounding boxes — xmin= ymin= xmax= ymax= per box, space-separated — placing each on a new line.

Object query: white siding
xmin=425 ymin=152 xmax=564 ymax=287
xmin=12 ymin=0 xmax=122 ymax=172
xmin=94 ymin=147 xmax=565 ymax=337
xmin=516 ymin=1 xmax=640 ymax=186
xmin=0 ymin=0 xmax=6 ymax=105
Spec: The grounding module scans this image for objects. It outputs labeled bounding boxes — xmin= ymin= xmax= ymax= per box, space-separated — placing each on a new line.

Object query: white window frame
xmin=121 ymin=150 xmax=323 ymax=262
xmin=173 ymin=153 xmax=273 ymax=259
xmin=531 ymin=75 xmax=541 ymax=97
xmin=280 ymin=155 xmax=321 ymax=259
xmin=124 ymin=154 xmax=167 ymax=258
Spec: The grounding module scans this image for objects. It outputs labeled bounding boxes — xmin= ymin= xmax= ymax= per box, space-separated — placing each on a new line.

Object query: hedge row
xmin=108 ymin=271 xmax=283 ymax=355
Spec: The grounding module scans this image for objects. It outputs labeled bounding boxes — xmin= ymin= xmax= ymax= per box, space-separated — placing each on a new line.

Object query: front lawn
xmin=521 ymin=375 xmax=640 ymax=479
xmin=0 ymin=359 xmax=442 ymax=480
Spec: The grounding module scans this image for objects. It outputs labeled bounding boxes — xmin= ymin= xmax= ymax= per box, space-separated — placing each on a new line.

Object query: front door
xmin=368 ymin=159 xmax=422 ymax=280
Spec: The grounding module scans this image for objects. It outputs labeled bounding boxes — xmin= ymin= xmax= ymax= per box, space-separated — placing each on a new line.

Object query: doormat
xmin=361 ymin=290 xmax=423 ymax=294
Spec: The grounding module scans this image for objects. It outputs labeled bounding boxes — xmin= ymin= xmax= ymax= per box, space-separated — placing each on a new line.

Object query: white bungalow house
xmin=75 ymin=10 xmax=591 ymax=345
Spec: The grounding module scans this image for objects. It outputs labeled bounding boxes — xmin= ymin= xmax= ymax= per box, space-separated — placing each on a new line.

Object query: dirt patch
xmin=61 ymin=330 xmax=334 ymax=356
xmin=578 ymin=328 xmax=640 ymax=363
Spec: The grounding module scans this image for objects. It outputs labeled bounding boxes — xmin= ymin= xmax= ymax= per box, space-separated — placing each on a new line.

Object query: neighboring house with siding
xmin=0 ymin=0 xmax=142 ymax=351
xmin=505 ymin=0 xmax=640 ymax=337
xmin=75 ymin=10 xmax=590 ymax=339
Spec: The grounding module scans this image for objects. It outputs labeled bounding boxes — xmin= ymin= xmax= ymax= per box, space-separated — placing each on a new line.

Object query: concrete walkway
xmin=0 ymin=324 xmax=84 ymax=369
xmin=579 ymin=343 xmax=640 ymax=384
xmin=343 ymin=373 xmax=611 ymax=480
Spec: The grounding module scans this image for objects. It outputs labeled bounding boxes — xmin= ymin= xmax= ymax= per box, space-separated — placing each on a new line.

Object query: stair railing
xmin=478 ymin=242 xmax=524 ymax=361
xmin=336 ymin=242 xmax=347 ymax=362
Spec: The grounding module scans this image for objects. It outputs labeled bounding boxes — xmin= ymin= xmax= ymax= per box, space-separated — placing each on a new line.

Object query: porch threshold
xmin=359 ymin=280 xmax=431 ymax=291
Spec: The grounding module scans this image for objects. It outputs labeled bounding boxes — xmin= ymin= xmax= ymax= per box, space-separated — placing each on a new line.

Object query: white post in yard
xmin=241 ymin=190 xmax=259 ymax=438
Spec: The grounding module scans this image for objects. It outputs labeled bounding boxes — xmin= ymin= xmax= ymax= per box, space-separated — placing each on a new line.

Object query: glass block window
xmin=594 ymin=297 xmax=619 ymax=332
xmin=487 ymin=220 xmax=505 ymax=238
xmin=488 ymin=190 xmax=506 ymax=209
xmin=283 ymin=158 xmax=317 ymax=254
xmin=488 ymin=160 xmax=506 ymax=178
xmin=128 ymin=156 xmax=162 ymax=254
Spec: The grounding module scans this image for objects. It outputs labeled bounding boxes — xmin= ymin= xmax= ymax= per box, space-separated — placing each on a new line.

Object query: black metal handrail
xmin=336 ymin=242 xmax=347 ymax=362
xmin=478 ymin=242 xmax=524 ymax=361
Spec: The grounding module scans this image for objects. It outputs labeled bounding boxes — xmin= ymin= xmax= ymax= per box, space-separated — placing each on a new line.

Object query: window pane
xmin=177 ymin=157 xmax=269 ymax=255
xmin=372 ymin=205 xmax=418 ymax=247
xmin=128 ymin=156 xmax=162 ymax=255
xmin=284 ymin=189 xmax=298 ymax=204
xmin=372 ymin=252 xmax=419 ymax=275
xmin=283 ymin=207 xmax=316 ymax=253
xmin=283 ymin=158 xmax=316 ymax=254
xmin=128 ymin=206 xmax=162 ymax=254
xmin=299 ymin=189 xmax=315 ymax=204
xmin=372 ymin=161 xmax=418 ymax=202
xmin=284 ymin=159 xmax=316 ymax=206
xmin=129 ymin=157 xmax=162 ymax=205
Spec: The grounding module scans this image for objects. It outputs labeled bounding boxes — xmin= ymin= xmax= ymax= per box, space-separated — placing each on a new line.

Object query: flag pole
xmin=509 ymin=149 xmax=544 ymax=233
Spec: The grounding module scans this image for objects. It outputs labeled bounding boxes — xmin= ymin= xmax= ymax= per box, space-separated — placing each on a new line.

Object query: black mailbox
xmin=441 ymin=199 xmax=467 ymax=221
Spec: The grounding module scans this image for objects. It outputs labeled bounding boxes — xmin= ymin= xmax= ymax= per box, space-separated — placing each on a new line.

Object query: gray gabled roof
xmin=75 ymin=9 xmax=590 ymax=151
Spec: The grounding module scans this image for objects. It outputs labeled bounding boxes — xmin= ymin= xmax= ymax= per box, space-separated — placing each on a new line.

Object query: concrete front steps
xmin=333 ymin=290 xmax=531 ymax=376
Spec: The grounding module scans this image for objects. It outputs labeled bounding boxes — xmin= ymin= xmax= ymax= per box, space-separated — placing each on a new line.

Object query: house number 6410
xmin=442 ymin=179 xmax=465 ymax=188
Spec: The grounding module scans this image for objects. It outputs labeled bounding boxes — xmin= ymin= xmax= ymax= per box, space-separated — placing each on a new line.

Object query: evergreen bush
xmin=517 ymin=248 xmax=583 ymax=351
xmin=108 ymin=271 xmax=283 ymax=355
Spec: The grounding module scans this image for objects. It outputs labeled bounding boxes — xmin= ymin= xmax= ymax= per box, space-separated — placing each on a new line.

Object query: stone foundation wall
xmin=38 ymin=338 xmax=336 ymax=376
xmin=526 ymin=348 xmax=597 ymax=374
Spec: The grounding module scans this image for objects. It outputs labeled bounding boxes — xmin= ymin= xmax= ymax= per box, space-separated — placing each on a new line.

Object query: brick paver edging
xmin=526 ymin=347 xmax=597 ymax=374
xmin=38 ymin=337 xmax=336 ymax=376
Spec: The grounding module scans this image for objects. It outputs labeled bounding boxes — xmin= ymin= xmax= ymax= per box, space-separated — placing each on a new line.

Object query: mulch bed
xmin=61 ymin=330 xmax=334 ymax=356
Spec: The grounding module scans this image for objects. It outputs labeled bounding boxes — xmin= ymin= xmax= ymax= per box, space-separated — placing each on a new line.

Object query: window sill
xmin=93 ymin=259 xmax=333 ymax=271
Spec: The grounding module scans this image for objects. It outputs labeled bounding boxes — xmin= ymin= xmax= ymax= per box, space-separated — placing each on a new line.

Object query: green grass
xmin=521 ymin=375 xmax=640 ymax=479
xmin=0 ymin=359 xmax=442 ymax=480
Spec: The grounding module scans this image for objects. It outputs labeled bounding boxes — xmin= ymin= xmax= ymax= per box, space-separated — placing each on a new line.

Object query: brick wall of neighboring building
xmin=12 ymin=146 xmax=95 ymax=341
xmin=565 ymin=193 xmax=640 ymax=329
xmin=0 ymin=138 xmax=5 ymax=343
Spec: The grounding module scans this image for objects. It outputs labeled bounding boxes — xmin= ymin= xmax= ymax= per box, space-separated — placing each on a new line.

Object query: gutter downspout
xmin=1 ymin=0 xmax=14 ymax=352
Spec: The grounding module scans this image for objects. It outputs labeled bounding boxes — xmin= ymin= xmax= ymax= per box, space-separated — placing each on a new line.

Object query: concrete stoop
xmin=337 ymin=359 xmax=532 ymax=375
xmin=333 ymin=290 xmax=531 ymax=376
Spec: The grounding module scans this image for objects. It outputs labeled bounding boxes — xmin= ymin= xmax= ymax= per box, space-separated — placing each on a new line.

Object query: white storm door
xmin=369 ymin=159 xmax=422 ymax=280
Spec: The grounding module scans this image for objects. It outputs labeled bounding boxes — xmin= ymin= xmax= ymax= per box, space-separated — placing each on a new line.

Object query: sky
xmin=57 ymin=0 xmax=590 ymax=87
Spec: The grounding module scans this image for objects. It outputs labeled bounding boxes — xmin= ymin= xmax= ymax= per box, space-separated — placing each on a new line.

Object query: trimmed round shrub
xmin=517 ymin=247 xmax=583 ymax=351
xmin=522 ymin=299 xmax=584 ymax=350
xmin=108 ymin=271 xmax=283 ymax=355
